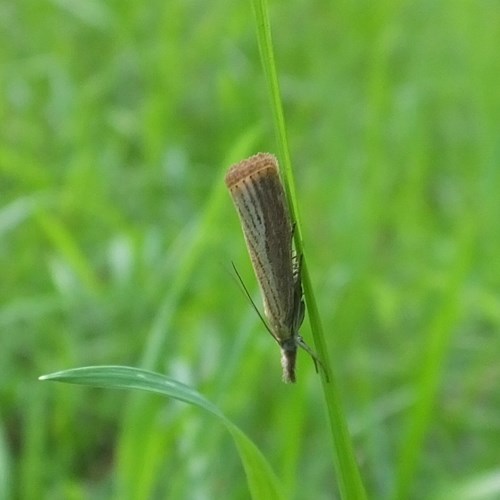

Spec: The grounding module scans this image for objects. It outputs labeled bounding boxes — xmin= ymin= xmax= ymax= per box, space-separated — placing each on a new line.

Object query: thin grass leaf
xmin=250 ymin=0 xmax=367 ymax=498
xmin=40 ymin=366 xmax=284 ymax=500
xmin=0 ymin=420 xmax=11 ymax=500
xmin=393 ymin=225 xmax=472 ymax=499
xmin=35 ymin=211 xmax=101 ymax=293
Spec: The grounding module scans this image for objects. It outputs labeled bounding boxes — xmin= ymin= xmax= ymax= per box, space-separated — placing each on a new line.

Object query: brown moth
xmin=225 ymin=152 xmax=317 ymax=383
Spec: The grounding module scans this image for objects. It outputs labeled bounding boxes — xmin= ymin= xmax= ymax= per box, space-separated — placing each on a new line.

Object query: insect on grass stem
xmin=225 ymin=152 xmax=322 ymax=383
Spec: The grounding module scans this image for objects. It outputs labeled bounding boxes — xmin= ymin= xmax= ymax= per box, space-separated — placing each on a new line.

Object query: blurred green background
xmin=1 ymin=0 xmax=499 ymax=498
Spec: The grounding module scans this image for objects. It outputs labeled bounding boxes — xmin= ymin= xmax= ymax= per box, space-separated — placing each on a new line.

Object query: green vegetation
xmin=2 ymin=0 xmax=499 ymax=499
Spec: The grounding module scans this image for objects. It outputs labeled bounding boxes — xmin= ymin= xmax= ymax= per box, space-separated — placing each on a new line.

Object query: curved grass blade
xmin=39 ymin=365 xmax=284 ymax=500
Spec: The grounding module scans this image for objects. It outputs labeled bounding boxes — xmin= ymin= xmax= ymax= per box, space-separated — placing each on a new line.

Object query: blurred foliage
xmin=1 ymin=0 xmax=499 ymax=499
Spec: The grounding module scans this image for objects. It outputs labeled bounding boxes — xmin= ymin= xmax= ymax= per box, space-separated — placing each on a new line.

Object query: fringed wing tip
xmin=281 ymin=347 xmax=297 ymax=384
xmin=225 ymin=152 xmax=278 ymax=189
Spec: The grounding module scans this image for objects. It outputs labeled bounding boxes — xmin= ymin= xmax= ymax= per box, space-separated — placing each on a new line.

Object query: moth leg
xmin=293 ymin=252 xmax=303 ymax=281
xmin=292 ymin=253 xmax=305 ymax=330
xmin=297 ymin=336 xmax=329 ymax=382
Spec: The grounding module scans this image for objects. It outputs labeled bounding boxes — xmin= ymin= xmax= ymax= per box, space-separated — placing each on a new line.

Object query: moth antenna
xmin=230 ymin=262 xmax=279 ymax=343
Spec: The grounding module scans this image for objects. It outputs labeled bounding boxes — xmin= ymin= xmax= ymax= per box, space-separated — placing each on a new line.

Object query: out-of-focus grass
xmin=1 ymin=0 xmax=500 ymax=499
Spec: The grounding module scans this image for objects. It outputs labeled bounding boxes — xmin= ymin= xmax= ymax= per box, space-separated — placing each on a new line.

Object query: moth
xmin=225 ymin=152 xmax=318 ymax=383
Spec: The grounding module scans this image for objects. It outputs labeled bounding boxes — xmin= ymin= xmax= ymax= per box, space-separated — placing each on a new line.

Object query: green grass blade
xmin=393 ymin=225 xmax=472 ymax=499
xmin=0 ymin=420 xmax=11 ymax=500
xmin=250 ymin=1 xmax=367 ymax=498
xmin=35 ymin=211 xmax=101 ymax=293
xmin=40 ymin=366 xmax=284 ymax=500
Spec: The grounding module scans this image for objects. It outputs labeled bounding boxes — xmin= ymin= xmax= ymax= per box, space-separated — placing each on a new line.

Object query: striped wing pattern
xmin=225 ymin=153 xmax=295 ymax=343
